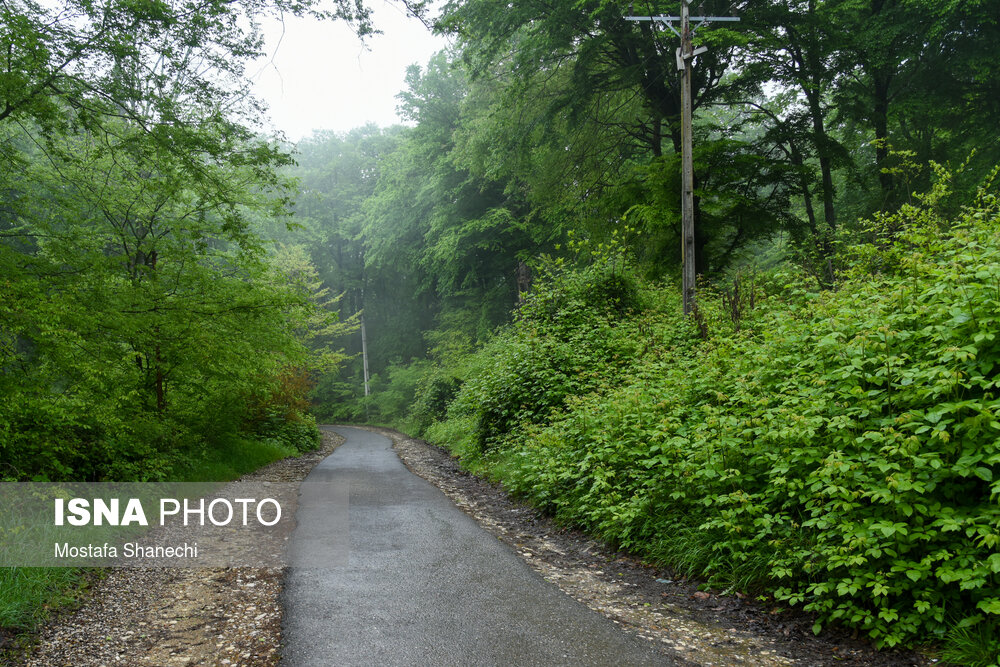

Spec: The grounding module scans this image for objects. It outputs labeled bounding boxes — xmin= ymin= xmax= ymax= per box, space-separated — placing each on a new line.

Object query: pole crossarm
xmin=625 ymin=16 xmax=740 ymax=21
xmin=626 ymin=15 xmax=739 ymax=38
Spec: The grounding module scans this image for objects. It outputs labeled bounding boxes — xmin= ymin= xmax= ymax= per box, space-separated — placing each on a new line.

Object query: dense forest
xmin=3 ymin=0 xmax=1000 ymax=662
xmin=0 ymin=0 xmax=382 ymax=483
xmin=304 ymin=0 xmax=1000 ymax=421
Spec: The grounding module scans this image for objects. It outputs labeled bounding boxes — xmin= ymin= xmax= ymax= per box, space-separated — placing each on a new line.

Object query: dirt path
xmin=377 ymin=427 xmax=933 ymax=667
xmin=12 ymin=430 xmax=343 ymax=667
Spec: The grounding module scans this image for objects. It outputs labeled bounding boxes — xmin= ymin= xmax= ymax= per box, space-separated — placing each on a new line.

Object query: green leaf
xmin=976 ymin=599 xmax=1000 ymax=615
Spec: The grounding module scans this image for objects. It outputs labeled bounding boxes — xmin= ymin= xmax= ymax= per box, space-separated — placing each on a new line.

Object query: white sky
xmin=250 ymin=1 xmax=450 ymax=142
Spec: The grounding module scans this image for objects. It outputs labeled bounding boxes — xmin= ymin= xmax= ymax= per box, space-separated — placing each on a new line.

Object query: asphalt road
xmin=280 ymin=425 xmax=674 ymax=666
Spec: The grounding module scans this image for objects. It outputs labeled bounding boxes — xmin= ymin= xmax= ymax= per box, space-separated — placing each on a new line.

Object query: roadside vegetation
xmin=423 ymin=169 xmax=1000 ymax=658
xmin=328 ymin=159 xmax=1000 ymax=663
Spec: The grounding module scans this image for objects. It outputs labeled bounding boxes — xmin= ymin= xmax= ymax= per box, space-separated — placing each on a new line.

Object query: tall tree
xmin=438 ymin=0 xmax=796 ymax=276
xmin=831 ymin=0 xmax=1000 ymax=210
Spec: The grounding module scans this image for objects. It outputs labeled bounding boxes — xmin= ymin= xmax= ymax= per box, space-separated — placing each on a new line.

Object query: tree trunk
xmin=807 ymin=89 xmax=837 ymax=230
xmin=790 ymin=142 xmax=818 ymax=233
xmin=515 ymin=261 xmax=532 ymax=307
xmin=154 ymin=340 xmax=165 ymax=413
xmin=873 ymin=72 xmax=893 ymax=203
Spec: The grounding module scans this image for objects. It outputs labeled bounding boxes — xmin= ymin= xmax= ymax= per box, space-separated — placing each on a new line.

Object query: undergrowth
xmin=418 ymin=166 xmax=1000 ymax=662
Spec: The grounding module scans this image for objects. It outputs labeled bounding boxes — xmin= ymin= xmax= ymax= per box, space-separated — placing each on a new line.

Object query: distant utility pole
xmin=360 ymin=286 xmax=370 ymax=397
xmin=361 ymin=313 xmax=370 ymax=397
xmin=627 ymin=4 xmax=739 ymax=316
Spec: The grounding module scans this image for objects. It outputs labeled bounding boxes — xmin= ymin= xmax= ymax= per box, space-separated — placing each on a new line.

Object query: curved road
xmin=281 ymin=426 xmax=674 ymax=666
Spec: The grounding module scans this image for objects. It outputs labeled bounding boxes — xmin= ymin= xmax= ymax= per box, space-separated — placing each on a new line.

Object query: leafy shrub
xmin=245 ymin=366 xmax=320 ymax=452
xmin=365 ymin=360 xmax=435 ymax=426
xmin=250 ymin=408 xmax=320 ymax=452
xmin=427 ymin=168 xmax=1000 ymax=655
xmin=446 ymin=260 xmax=644 ymax=450
xmin=0 ymin=391 xmax=181 ymax=482
xmin=310 ymin=374 xmax=365 ymax=422
xmin=410 ymin=372 xmax=462 ymax=434
xmin=516 ymin=257 xmax=643 ymax=326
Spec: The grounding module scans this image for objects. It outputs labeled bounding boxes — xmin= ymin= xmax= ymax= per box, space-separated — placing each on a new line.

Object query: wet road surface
xmin=281 ymin=425 xmax=674 ymax=666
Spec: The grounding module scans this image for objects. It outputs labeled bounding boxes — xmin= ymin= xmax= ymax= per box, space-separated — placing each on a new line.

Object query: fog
xmin=251 ymin=1 xmax=449 ymax=140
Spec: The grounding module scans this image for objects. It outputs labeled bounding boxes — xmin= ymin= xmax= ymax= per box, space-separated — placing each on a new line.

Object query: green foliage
xmin=363 ymin=360 xmax=435 ymax=429
xmin=248 ymin=410 xmax=320 ymax=454
xmin=424 ymin=415 xmax=477 ymax=465
xmin=296 ymin=0 xmax=1000 ymax=431
xmin=941 ymin=619 xmax=1000 ymax=667
xmin=521 ymin=236 xmax=644 ymax=323
xmin=425 ymin=172 xmax=1000 ymax=653
xmin=0 ymin=0 xmax=359 ymax=482
xmin=0 ymin=123 xmax=321 ymax=480
xmin=446 ymin=256 xmax=645 ymax=451
xmin=175 ymin=435 xmax=301 ymax=483
xmin=0 ymin=0 xmax=384 ymax=642
xmin=410 ymin=372 xmax=463 ymax=434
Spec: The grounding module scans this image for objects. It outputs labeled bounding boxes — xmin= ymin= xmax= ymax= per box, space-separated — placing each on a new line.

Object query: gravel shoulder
xmin=375 ymin=426 xmax=934 ymax=667
xmin=9 ymin=430 xmax=343 ymax=667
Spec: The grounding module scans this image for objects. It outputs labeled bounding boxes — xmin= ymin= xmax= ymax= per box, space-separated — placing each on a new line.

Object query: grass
xmin=172 ymin=435 xmax=299 ymax=482
xmin=0 ymin=568 xmax=95 ymax=631
xmin=0 ymin=567 xmax=99 ymax=662
xmin=940 ymin=622 xmax=1000 ymax=667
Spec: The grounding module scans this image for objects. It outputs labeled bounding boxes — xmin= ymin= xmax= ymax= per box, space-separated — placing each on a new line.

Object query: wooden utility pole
xmin=360 ymin=287 xmax=370 ymax=397
xmin=627 ymin=5 xmax=739 ymax=316
xmin=679 ymin=0 xmax=695 ymax=316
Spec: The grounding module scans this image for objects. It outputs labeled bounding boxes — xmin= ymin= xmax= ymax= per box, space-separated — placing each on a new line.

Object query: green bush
xmin=516 ymin=257 xmax=644 ymax=326
xmin=446 ymin=260 xmax=645 ymax=451
xmin=249 ymin=408 xmax=320 ymax=453
xmin=410 ymin=372 xmax=463 ymax=435
xmin=365 ymin=360 xmax=435 ymax=427
xmin=427 ymin=170 xmax=1000 ymax=656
